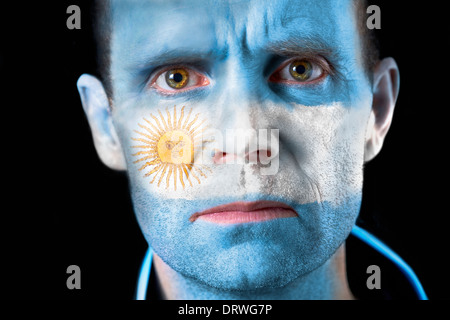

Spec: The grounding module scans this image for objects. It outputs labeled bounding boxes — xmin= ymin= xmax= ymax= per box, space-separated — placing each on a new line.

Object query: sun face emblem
xmin=131 ymin=105 xmax=211 ymax=190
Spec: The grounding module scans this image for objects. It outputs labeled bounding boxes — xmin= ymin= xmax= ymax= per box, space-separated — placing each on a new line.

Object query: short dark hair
xmin=355 ymin=0 xmax=380 ymax=76
xmin=93 ymin=0 xmax=112 ymax=98
xmin=93 ymin=0 xmax=379 ymax=98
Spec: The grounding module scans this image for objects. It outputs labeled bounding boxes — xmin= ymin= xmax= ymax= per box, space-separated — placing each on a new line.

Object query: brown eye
xmin=165 ymin=68 xmax=189 ymax=89
xmin=151 ymin=66 xmax=210 ymax=94
xmin=268 ymin=58 xmax=327 ymax=84
xmin=289 ymin=60 xmax=313 ymax=81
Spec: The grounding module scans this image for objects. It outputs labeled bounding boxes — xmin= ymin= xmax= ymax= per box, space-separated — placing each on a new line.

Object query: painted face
xmin=109 ymin=0 xmax=373 ymax=290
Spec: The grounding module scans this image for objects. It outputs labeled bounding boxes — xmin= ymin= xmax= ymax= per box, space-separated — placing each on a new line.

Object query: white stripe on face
xmin=122 ymin=99 xmax=369 ymax=208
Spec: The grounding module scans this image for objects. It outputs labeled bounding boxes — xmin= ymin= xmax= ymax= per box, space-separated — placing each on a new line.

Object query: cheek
xmin=113 ymin=99 xmax=216 ymax=189
xmin=263 ymin=101 xmax=369 ymax=203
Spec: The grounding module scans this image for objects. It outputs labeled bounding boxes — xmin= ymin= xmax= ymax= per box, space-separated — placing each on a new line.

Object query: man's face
xmin=109 ymin=0 xmax=372 ymax=290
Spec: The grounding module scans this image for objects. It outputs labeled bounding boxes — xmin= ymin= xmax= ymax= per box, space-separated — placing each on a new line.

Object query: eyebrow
xmin=265 ymin=36 xmax=344 ymax=66
xmin=127 ymin=35 xmax=346 ymax=80
xmin=128 ymin=47 xmax=227 ymax=73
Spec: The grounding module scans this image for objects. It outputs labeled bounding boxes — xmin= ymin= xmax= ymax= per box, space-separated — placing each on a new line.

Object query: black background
xmin=1 ymin=1 xmax=448 ymax=300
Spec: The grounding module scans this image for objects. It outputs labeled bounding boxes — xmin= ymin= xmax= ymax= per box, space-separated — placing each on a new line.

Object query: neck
xmin=153 ymin=243 xmax=354 ymax=300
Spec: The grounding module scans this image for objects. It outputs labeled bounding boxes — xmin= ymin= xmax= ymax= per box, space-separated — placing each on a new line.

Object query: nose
xmin=211 ymin=129 xmax=279 ymax=165
xmin=212 ymin=150 xmax=273 ymax=165
xmin=208 ymin=57 xmax=278 ymax=166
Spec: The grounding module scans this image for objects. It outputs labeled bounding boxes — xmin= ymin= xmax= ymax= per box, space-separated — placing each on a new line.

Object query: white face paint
xmin=120 ymin=101 xmax=367 ymax=207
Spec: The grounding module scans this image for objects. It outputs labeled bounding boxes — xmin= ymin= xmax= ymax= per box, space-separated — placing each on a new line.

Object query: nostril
xmin=213 ymin=149 xmax=274 ymax=165
xmin=246 ymin=150 xmax=272 ymax=164
xmin=255 ymin=150 xmax=272 ymax=162
xmin=261 ymin=150 xmax=272 ymax=158
xmin=212 ymin=151 xmax=228 ymax=164
xmin=213 ymin=151 xmax=226 ymax=158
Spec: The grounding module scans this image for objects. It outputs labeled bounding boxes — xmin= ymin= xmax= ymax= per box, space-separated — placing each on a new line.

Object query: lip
xmin=189 ymin=201 xmax=298 ymax=224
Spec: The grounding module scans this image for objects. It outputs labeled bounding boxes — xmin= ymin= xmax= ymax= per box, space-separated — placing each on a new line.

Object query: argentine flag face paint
xmin=108 ymin=0 xmax=374 ymax=291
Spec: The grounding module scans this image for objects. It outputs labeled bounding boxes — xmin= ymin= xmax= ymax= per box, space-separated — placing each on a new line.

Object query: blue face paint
xmin=132 ymin=187 xmax=361 ymax=292
xmin=108 ymin=0 xmax=373 ymax=298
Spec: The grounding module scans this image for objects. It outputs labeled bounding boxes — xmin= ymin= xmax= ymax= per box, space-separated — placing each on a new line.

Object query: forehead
xmin=110 ymin=0 xmax=359 ymax=64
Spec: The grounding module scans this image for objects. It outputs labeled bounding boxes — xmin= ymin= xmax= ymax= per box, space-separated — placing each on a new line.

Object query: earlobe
xmin=77 ymin=74 xmax=127 ymax=170
xmin=364 ymin=57 xmax=400 ymax=162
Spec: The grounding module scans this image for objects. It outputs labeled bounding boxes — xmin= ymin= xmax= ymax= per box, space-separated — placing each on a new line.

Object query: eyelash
xmin=268 ymin=57 xmax=331 ymax=85
xmin=148 ymin=57 xmax=331 ymax=94
xmin=149 ymin=65 xmax=210 ymax=95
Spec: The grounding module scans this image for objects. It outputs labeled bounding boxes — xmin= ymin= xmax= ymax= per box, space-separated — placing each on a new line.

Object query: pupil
xmin=294 ymin=64 xmax=306 ymax=74
xmin=172 ymin=72 xmax=183 ymax=83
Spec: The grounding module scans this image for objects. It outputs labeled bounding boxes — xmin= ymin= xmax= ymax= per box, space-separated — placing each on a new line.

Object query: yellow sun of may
xmin=131 ymin=105 xmax=212 ymax=190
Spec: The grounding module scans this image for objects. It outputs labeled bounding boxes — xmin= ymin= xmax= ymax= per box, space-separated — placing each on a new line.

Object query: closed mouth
xmin=189 ymin=200 xmax=298 ymax=224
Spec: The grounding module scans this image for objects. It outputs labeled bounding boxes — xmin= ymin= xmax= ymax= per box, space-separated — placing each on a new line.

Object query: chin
xmin=156 ymin=217 xmax=338 ymax=292
xmin=189 ymin=241 xmax=314 ymax=291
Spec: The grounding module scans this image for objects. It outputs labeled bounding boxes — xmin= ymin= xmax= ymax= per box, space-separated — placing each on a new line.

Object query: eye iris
xmin=289 ymin=60 xmax=312 ymax=81
xmin=166 ymin=69 xmax=189 ymax=89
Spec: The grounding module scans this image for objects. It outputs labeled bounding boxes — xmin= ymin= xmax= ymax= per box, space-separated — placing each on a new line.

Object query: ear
xmin=77 ymin=74 xmax=126 ymax=170
xmin=364 ymin=57 xmax=400 ymax=162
